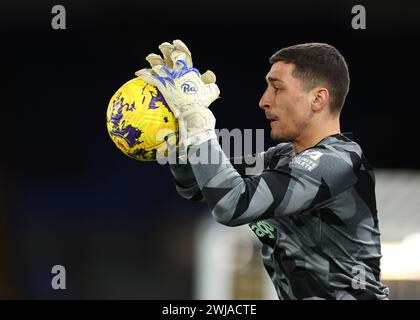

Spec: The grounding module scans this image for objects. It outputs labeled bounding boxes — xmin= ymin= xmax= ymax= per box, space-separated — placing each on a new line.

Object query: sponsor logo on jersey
xmin=250 ymin=221 xmax=275 ymax=239
xmin=290 ymin=150 xmax=323 ymax=171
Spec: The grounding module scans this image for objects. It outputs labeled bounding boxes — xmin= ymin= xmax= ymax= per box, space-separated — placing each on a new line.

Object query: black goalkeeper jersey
xmin=169 ymin=133 xmax=389 ymax=300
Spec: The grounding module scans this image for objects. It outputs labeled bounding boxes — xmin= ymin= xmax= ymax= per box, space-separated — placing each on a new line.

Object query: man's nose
xmin=259 ymin=90 xmax=270 ymax=110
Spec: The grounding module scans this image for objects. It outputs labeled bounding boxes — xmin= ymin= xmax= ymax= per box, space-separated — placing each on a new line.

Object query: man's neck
xmin=292 ymin=122 xmax=341 ymax=154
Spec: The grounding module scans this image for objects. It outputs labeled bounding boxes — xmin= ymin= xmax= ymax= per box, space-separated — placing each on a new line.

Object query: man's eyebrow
xmin=266 ymin=77 xmax=285 ymax=84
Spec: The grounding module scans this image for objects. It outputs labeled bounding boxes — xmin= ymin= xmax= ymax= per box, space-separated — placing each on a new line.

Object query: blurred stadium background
xmin=2 ymin=0 xmax=420 ymax=299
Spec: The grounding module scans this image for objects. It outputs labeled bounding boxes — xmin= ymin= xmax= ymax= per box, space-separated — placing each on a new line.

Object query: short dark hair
xmin=269 ymin=43 xmax=350 ymax=113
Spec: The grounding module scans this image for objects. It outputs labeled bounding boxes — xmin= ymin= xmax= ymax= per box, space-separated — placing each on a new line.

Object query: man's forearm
xmin=187 ymin=139 xmax=270 ymax=226
xmin=169 ymin=140 xmax=267 ymax=204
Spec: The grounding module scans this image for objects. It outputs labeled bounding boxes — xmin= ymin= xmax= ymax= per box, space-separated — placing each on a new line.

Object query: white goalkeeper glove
xmin=135 ymin=40 xmax=220 ymax=154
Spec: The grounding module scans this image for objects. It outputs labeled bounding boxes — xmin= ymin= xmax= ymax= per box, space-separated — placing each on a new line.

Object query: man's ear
xmin=311 ymin=87 xmax=329 ymax=112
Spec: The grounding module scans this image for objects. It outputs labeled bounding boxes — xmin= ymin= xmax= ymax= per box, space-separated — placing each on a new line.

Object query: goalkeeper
xmin=136 ymin=40 xmax=389 ymax=300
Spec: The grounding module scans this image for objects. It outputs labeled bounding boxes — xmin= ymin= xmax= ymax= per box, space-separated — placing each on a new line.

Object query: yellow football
xmin=106 ymin=77 xmax=179 ymax=161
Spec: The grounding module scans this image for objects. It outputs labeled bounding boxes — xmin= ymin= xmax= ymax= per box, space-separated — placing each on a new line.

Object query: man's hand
xmin=135 ymin=40 xmax=220 ymax=153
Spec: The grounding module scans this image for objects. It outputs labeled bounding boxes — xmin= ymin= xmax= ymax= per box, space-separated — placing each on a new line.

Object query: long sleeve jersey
xmin=169 ymin=133 xmax=389 ymax=300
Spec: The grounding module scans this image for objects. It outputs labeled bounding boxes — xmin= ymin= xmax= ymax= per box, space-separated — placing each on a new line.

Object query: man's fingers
xmin=135 ymin=69 xmax=160 ymax=88
xmin=158 ymin=42 xmax=175 ymax=69
xmin=145 ymin=53 xmax=165 ymax=68
xmin=151 ymin=64 xmax=170 ymax=78
xmin=173 ymin=39 xmax=192 ymax=67
xmin=204 ymin=83 xmax=221 ymax=106
xmin=151 ymin=40 xmax=193 ymax=71
xmin=171 ymin=50 xmax=189 ymax=71
xmin=201 ymin=70 xmax=216 ymax=84
xmin=173 ymin=40 xmax=191 ymax=56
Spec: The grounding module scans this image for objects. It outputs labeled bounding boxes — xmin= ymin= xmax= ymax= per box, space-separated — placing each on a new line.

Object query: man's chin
xmin=270 ymin=131 xmax=290 ymax=143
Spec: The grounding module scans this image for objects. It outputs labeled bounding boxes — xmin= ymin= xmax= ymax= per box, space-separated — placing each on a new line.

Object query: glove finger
xmin=151 ymin=64 xmax=173 ymax=78
xmin=145 ymin=53 xmax=165 ymax=68
xmin=134 ymin=68 xmax=153 ymax=78
xmin=173 ymin=40 xmax=192 ymax=57
xmin=203 ymin=83 xmax=220 ymax=107
xmin=158 ymin=42 xmax=175 ymax=69
xmin=173 ymin=39 xmax=193 ymax=68
xmin=201 ymin=70 xmax=216 ymax=84
xmin=170 ymin=50 xmax=189 ymax=71
xmin=135 ymin=69 xmax=162 ymax=88
xmin=137 ymin=68 xmax=181 ymax=116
